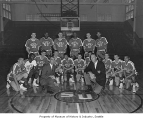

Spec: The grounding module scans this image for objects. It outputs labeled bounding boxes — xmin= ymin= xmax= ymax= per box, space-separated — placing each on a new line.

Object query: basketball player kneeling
xmin=74 ymin=54 xmax=85 ymax=83
xmin=6 ymin=58 xmax=28 ymax=97
xmin=62 ymin=54 xmax=74 ymax=83
xmin=110 ymin=55 xmax=123 ymax=87
xmin=122 ymin=56 xmax=139 ymax=93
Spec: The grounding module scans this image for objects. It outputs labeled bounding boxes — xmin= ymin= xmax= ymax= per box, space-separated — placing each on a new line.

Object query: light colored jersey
xmin=25 ymin=60 xmax=37 ymax=73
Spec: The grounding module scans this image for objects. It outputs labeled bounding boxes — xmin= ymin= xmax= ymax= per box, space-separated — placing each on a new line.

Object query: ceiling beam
xmin=0 ymin=1 xmax=135 ymax=5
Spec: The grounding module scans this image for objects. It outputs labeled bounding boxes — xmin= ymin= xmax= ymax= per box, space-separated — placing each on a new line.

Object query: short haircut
xmin=90 ymin=53 xmax=97 ymax=60
xmin=28 ymin=53 xmax=35 ymax=59
xmin=18 ymin=58 xmax=24 ymax=61
xmin=78 ymin=53 xmax=82 ymax=56
xmin=41 ymin=50 xmax=46 ymax=53
xmin=124 ymin=56 xmax=130 ymax=59
xmin=64 ymin=53 xmax=69 ymax=57
xmin=50 ymin=57 xmax=54 ymax=60
xmin=54 ymin=50 xmax=58 ymax=53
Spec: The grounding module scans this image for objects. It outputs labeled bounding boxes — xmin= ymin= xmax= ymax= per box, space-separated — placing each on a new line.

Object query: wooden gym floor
xmin=0 ymin=80 xmax=143 ymax=113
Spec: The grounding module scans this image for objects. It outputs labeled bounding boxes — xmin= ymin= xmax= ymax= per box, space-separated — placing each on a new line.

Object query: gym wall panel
xmin=135 ymin=0 xmax=143 ymax=38
xmin=12 ymin=4 xmax=125 ymax=22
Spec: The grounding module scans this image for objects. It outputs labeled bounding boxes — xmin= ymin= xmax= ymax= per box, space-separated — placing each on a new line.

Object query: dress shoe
xmin=47 ymin=90 xmax=54 ymax=95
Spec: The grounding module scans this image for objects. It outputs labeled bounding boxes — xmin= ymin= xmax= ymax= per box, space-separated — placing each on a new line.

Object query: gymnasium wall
xmin=11 ymin=4 xmax=125 ymax=22
xmin=135 ymin=0 xmax=143 ymax=38
xmin=0 ymin=3 xmax=3 ymax=32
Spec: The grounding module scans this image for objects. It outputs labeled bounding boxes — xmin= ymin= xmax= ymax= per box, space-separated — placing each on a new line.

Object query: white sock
xmin=132 ymin=84 xmax=136 ymax=93
xmin=109 ymin=79 xmax=113 ymax=85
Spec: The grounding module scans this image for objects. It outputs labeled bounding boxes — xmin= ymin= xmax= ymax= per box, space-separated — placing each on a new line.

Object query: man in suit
xmin=40 ymin=57 xmax=59 ymax=94
xmin=84 ymin=54 xmax=106 ymax=94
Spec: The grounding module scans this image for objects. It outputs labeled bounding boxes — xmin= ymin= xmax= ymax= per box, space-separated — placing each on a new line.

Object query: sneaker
xmin=47 ymin=90 xmax=54 ymax=95
xmin=109 ymin=79 xmax=113 ymax=86
xmin=20 ymin=84 xmax=27 ymax=91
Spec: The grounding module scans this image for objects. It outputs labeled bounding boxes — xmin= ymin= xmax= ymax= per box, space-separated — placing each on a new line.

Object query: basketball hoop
xmin=68 ymin=26 xmax=73 ymax=31
xmin=67 ymin=22 xmax=73 ymax=31
xmin=61 ymin=17 xmax=80 ymax=31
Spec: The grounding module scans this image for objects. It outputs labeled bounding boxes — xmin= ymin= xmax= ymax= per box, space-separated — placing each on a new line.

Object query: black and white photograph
xmin=0 ymin=0 xmax=143 ymax=119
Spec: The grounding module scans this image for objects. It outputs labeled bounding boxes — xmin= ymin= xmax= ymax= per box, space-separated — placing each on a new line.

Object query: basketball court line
xmin=73 ymin=82 xmax=81 ymax=113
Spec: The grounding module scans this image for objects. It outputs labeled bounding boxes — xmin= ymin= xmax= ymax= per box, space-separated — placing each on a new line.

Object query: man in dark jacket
xmin=84 ymin=54 xmax=106 ymax=94
xmin=40 ymin=57 xmax=59 ymax=94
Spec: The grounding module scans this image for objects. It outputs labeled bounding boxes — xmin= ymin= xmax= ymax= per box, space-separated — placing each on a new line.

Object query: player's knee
xmin=6 ymin=83 xmax=10 ymax=89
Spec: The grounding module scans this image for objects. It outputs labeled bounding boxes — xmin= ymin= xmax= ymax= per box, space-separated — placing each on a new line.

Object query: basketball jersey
xmin=74 ymin=59 xmax=85 ymax=69
xmin=35 ymin=55 xmax=49 ymax=67
xmin=83 ymin=39 xmax=96 ymax=52
xmin=69 ymin=38 xmax=82 ymax=50
xmin=12 ymin=63 xmax=25 ymax=75
xmin=103 ymin=59 xmax=112 ymax=71
xmin=122 ymin=61 xmax=135 ymax=74
xmin=25 ymin=60 xmax=37 ymax=73
xmin=96 ymin=37 xmax=108 ymax=51
xmin=62 ymin=58 xmax=74 ymax=69
xmin=54 ymin=57 xmax=61 ymax=67
xmin=85 ymin=57 xmax=90 ymax=66
xmin=40 ymin=37 xmax=53 ymax=51
xmin=111 ymin=59 xmax=122 ymax=71
xmin=25 ymin=38 xmax=41 ymax=52
xmin=54 ymin=38 xmax=68 ymax=52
